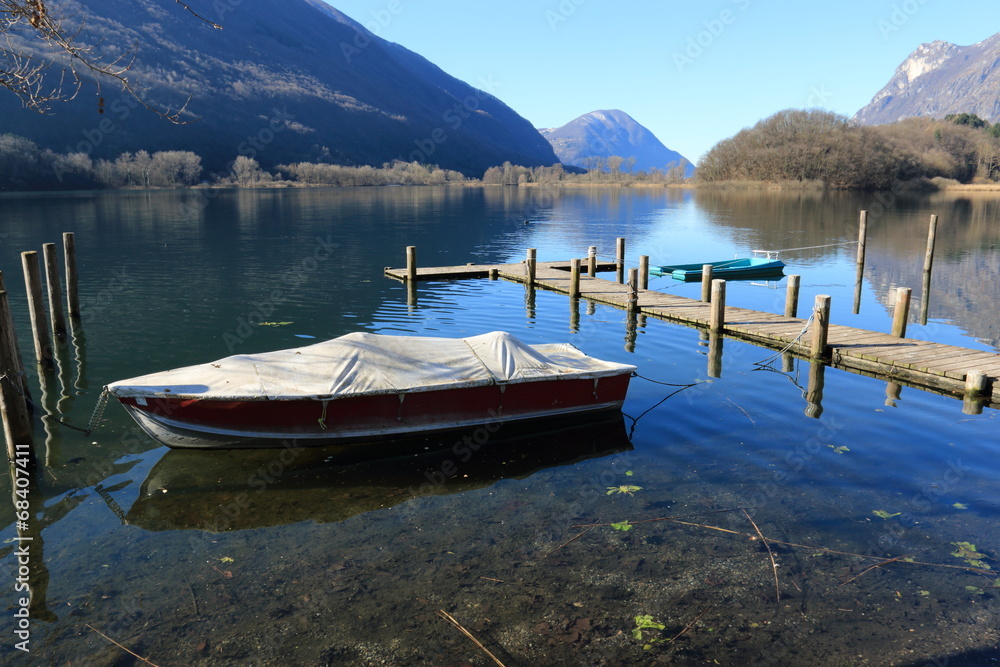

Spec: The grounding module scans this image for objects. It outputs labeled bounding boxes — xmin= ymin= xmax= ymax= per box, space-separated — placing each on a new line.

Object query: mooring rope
xmin=752 ymin=312 xmax=816 ymax=368
xmin=0 ymin=373 xmax=109 ymax=435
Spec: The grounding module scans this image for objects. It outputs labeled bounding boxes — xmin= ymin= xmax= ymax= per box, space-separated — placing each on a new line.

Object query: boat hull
xmin=650 ymin=258 xmax=785 ymax=281
xmin=116 ymin=373 xmax=633 ymax=449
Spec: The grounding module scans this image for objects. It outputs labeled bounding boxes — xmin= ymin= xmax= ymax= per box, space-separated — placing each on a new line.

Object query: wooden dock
xmin=385 ymin=258 xmax=999 ymax=409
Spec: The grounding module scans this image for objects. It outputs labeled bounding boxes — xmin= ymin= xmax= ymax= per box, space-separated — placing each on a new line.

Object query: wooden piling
xmin=588 ymin=246 xmax=597 ymax=277
xmin=0 ymin=274 xmax=30 ymax=404
xmin=963 ymin=370 xmax=988 ymax=415
xmin=709 ymin=279 xmax=726 ymax=332
xmin=627 ymin=268 xmax=638 ymax=313
xmin=638 ymin=255 xmax=649 ymax=290
xmin=921 ymin=215 xmax=938 ymax=326
xmin=526 ymin=248 xmax=536 ymax=286
xmin=488 ymin=268 xmax=498 ymax=281
xmin=42 ymin=243 xmax=66 ymax=338
xmin=21 ymin=252 xmax=52 ymax=368
xmin=853 ymin=210 xmax=868 ymax=314
xmin=785 ymin=274 xmax=800 ymax=318
xmin=615 ymin=237 xmax=625 ymax=283
xmin=891 ymin=287 xmax=911 ymax=338
xmin=570 ymin=258 xmax=581 ymax=299
xmin=700 ymin=265 xmax=713 ymax=302
xmin=0 ymin=290 xmax=34 ymax=460
xmin=805 ymin=361 xmax=826 ymax=419
xmin=810 ymin=295 xmax=831 ymax=360
xmin=707 ymin=332 xmax=723 ymax=378
xmin=62 ymin=232 xmax=80 ymax=320
xmin=406 ymin=246 xmax=417 ymax=281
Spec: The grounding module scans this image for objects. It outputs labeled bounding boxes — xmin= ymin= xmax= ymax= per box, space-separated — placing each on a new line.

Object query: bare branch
xmin=0 ymin=0 xmax=201 ymax=122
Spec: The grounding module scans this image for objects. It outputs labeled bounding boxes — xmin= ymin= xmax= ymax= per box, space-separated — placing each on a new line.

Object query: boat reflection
xmin=126 ymin=411 xmax=632 ymax=532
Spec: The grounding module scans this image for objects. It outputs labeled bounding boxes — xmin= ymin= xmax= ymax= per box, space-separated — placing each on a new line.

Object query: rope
xmin=752 ymin=312 xmax=815 ymax=368
xmin=768 ymin=241 xmax=857 ymax=253
xmin=1 ymin=373 xmax=109 ymax=436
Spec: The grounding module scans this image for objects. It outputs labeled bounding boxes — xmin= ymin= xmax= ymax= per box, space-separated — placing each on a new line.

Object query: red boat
xmin=106 ymin=331 xmax=636 ymax=449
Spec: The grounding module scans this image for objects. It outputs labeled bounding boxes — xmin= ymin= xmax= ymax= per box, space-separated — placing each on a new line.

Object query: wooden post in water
xmin=488 ymin=268 xmax=498 ymax=281
xmin=805 ymin=361 xmax=826 ymax=419
xmin=63 ymin=232 xmax=80 ymax=320
xmin=810 ymin=295 xmax=831 ymax=360
xmin=920 ymin=214 xmax=938 ymax=326
xmin=627 ymin=268 xmax=638 ymax=313
xmin=405 ymin=246 xmax=417 ymax=281
xmin=615 ymin=237 xmax=625 ymax=283
xmin=21 ymin=252 xmax=52 ymax=368
xmin=891 ymin=287 xmax=911 ymax=338
xmin=853 ymin=210 xmax=868 ymax=314
xmin=570 ymin=258 xmax=581 ymax=298
xmin=785 ymin=274 xmax=800 ymax=318
xmin=707 ymin=332 xmax=723 ymax=378
xmin=588 ymin=246 xmax=597 ymax=277
xmin=963 ymin=370 xmax=988 ymax=415
xmin=526 ymin=248 xmax=536 ymax=286
xmin=700 ymin=265 xmax=713 ymax=302
xmin=42 ymin=243 xmax=66 ymax=338
xmin=638 ymin=255 xmax=649 ymax=290
xmin=0 ymin=274 xmax=30 ymax=405
xmin=0 ymin=290 xmax=34 ymax=461
xmin=709 ymin=279 xmax=726 ymax=333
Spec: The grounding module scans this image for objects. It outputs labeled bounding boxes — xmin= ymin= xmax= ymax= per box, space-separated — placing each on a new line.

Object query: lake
xmin=0 ymin=186 xmax=998 ymax=666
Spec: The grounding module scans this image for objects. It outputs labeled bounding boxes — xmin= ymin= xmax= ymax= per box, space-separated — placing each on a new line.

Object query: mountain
xmin=539 ymin=110 xmax=693 ymax=175
xmin=0 ymin=0 xmax=557 ymax=176
xmin=854 ymin=34 xmax=1000 ymax=125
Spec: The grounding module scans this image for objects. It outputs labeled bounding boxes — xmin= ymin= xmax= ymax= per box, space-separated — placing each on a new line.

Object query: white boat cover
xmin=107 ymin=331 xmax=636 ymax=401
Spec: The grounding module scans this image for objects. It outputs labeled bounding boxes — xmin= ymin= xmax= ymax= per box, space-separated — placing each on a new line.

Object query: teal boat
xmin=650 ymin=251 xmax=785 ymax=281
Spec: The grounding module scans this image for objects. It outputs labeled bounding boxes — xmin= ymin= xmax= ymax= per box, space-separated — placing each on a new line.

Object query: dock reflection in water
xmin=126 ymin=412 xmax=632 ymax=532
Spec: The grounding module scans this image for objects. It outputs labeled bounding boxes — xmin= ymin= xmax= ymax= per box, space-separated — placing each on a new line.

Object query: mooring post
xmin=405 ymin=246 xmax=417 ymax=281
xmin=853 ymin=210 xmax=868 ymax=314
xmin=891 ymin=287 xmax=912 ymax=338
xmin=42 ymin=243 xmax=66 ymax=338
xmin=700 ymin=265 xmax=714 ymax=302
xmin=627 ymin=268 xmax=638 ymax=313
xmin=0 ymin=290 xmax=34 ymax=461
xmin=962 ymin=370 xmax=988 ymax=416
xmin=570 ymin=258 xmax=581 ymax=298
xmin=805 ymin=361 xmax=826 ymax=419
xmin=810 ymin=295 xmax=831 ymax=360
xmin=709 ymin=279 xmax=726 ymax=332
xmin=63 ymin=232 xmax=80 ymax=320
xmin=588 ymin=246 xmax=597 ymax=277
xmin=0 ymin=274 xmax=30 ymax=404
xmin=488 ymin=268 xmax=498 ymax=281
xmin=785 ymin=274 xmax=801 ymax=318
xmin=526 ymin=248 xmax=536 ymax=286
xmin=921 ymin=214 xmax=938 ymax=326
xmin=638 ymin=255 xmax=649 ymax=290
xmin=615 ymin=237 xmax=625 ymax=283
xmin=707 ymin=332 xmax=723 ymax=378
xmin=21 ymin=252 xmax=52 ymax=368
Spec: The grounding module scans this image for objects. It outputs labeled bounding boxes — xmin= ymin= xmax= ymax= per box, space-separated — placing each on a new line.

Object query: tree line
xmin=697 ymin=109 xmax=1000 ymax=189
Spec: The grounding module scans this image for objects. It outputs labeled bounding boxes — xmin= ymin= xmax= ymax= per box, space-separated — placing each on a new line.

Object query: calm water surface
xmin=0 ymin=186 xmax=998 ymax=666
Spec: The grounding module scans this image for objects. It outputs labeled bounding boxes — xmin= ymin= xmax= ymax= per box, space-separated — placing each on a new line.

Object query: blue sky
xmin=330 ymin=1 xmax=1000 ymax=165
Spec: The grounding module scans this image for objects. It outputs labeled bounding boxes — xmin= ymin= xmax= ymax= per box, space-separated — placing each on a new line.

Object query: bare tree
xmin=0 ymin=0 xmax=219 ymax=120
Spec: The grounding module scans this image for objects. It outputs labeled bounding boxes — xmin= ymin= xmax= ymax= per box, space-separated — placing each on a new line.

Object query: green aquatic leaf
xmin=259 ymin=321 xmax=294 ymax=327
xmin=632 ymin=614 xmax=665 ymax=642
xmin=625 ymin=470 xmax=634 ymax=477
xmin=951 ymin=542 xmax=992 ymax=569
xmin=953 ymin=502 xmax=968 ymax=510
xmin=828 ymin=445 xmax=850 ymax=454
xmin=872 ymin=510 xmax=901 ymax=519
xmin=610 ymin=520 xmax=633 ymax=532
xmin=607 ymin=485 xmax=642 ymax=496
